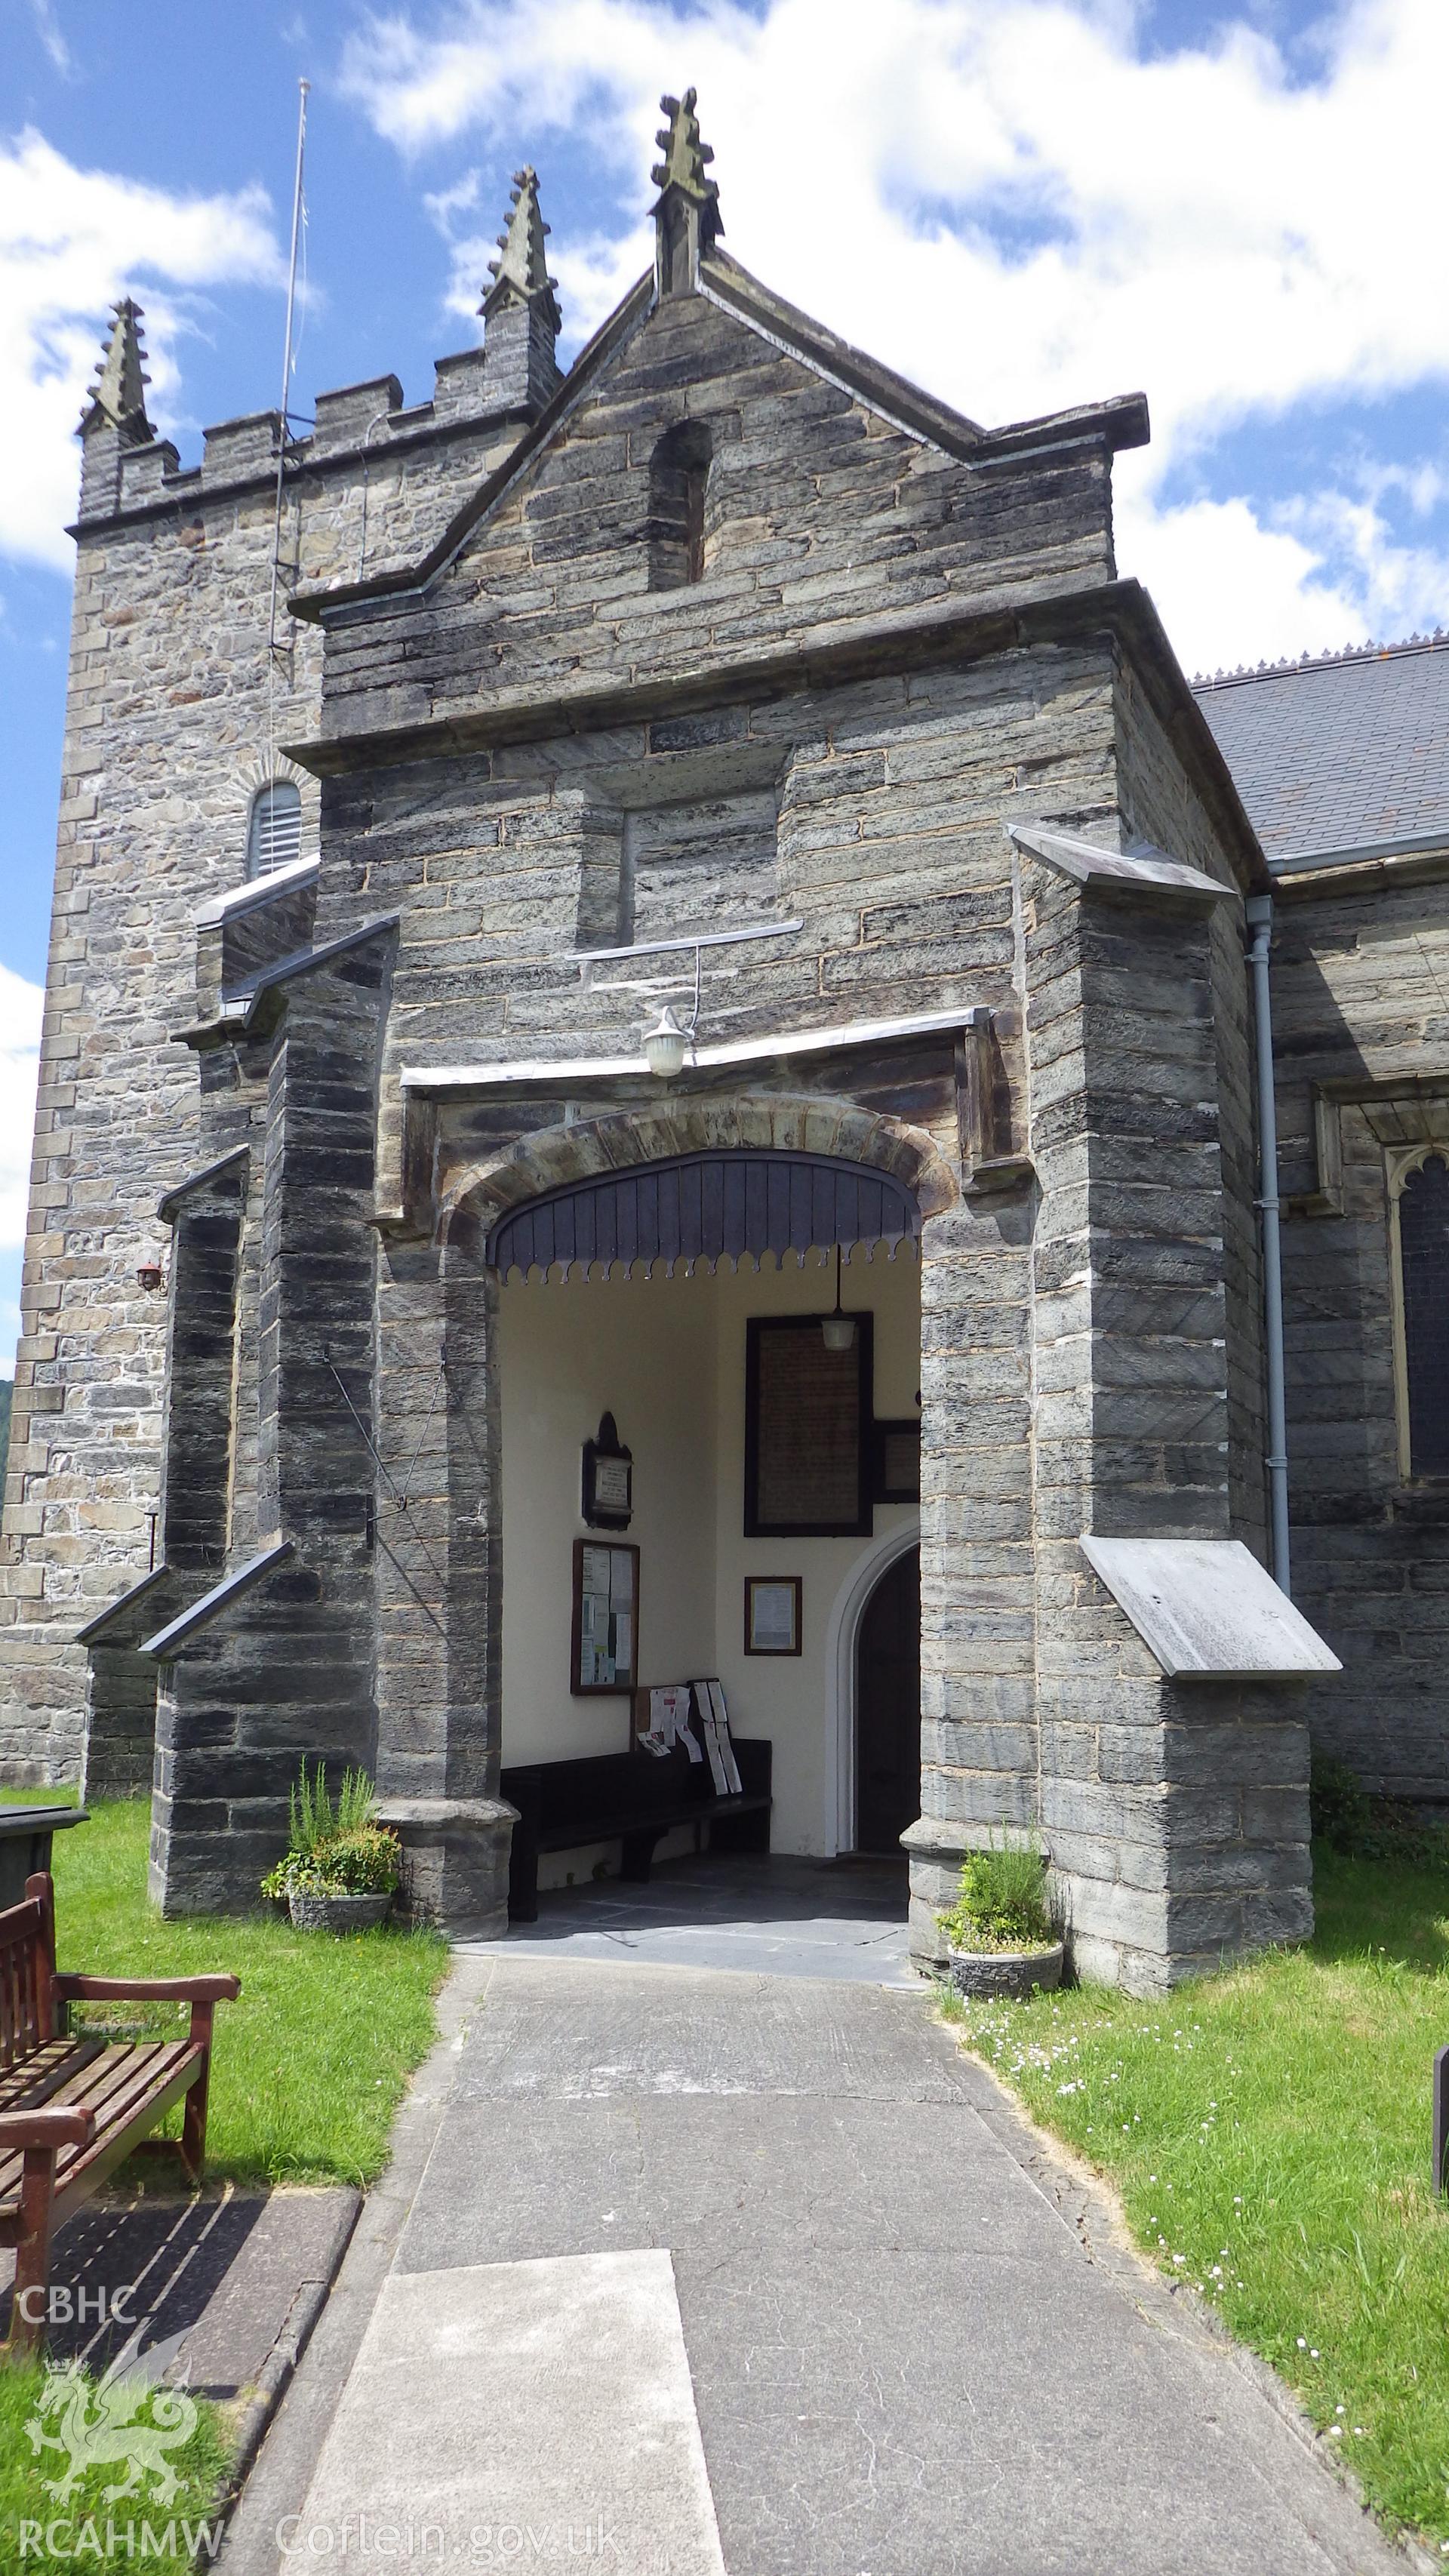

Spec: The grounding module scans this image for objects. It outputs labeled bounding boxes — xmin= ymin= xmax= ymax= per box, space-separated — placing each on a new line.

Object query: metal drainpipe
xmin=1244 ymin=891 xmax=1291 ymax=1593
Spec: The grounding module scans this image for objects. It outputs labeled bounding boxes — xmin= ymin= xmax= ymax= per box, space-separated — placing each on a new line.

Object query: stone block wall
xmin=147 ymin=928 xmax=395 ymax=1911
xmin=1112 ymin=645 xmax=1270 ymax=1562
xmin=305 ymin=273 xmax=1124 ymax=756
xmin=1273 ymin=860 xmax=1449 ymax=1800
xmin=0 ymin=344 xmax=543 ymax=1784
xmin=994 ymin=840 xmax=1308 ymax=1990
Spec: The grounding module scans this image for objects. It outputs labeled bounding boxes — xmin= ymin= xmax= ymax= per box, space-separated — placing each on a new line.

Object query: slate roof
xmin=1193 ymin=636 xmax=1449 ymax=868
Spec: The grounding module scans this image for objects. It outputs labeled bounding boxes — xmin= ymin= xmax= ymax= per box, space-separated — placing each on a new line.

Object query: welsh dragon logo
xmin=27 ymin=2331 xmax=198 ymax=2507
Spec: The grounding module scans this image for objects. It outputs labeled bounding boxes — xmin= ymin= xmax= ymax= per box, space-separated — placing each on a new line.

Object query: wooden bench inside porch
xmin=500 ymin=1735 xmax=772 ymax=1925
xmin=0 ymin=1873 xmax=238 ymax=2355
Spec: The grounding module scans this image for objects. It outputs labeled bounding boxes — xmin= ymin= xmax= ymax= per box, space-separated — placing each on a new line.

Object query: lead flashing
xmin=1080 ymin=1536 xmax=1341 ymax=1680
xmin=221 ymin=914 xmax=401 ymax=1025
xmin=1010 ymin=823 xmax=1232 ymax=905
xmin=1271 ymin=824 xmax=1449 ymax=876
xmin=75 ymin=1564 xmax=176 ymax=1646
xmin=195 ymin=858 xmax=318 ymax=930
xmin=157 ymin=1143 xmax=251 ymax=1224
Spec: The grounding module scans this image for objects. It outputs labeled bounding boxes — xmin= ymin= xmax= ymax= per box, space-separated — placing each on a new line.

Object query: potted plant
xmin=937 ymin=1836 xmax=1063 ymax=1999
xmin=260 ymin=1762 xmax=401 ymax=1933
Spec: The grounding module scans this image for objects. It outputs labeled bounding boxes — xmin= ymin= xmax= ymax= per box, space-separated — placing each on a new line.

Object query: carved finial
xmin=80 ymin=297 xmax=154 ymax=441
xmin=651 ymin=88 xmax=722 ymax=294
xmin=651 ymin=88 xmax=721 ymax=241
xmin=482 ymin=166 xmax=561 ymax=331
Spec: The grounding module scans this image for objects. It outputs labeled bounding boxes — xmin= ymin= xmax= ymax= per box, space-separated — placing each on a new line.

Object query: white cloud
xmin=0 ymin=965 xmax=43 ymax=1264
xmin=0 ymin=130 xmax=283 ymax=572
xmin=1113 ymin=478 xmax=1358 ymax=676
xmin=27 ymin=0 xmax=72 ymax=76
xmin=340 ymin=0 xmax=1449 ymax=669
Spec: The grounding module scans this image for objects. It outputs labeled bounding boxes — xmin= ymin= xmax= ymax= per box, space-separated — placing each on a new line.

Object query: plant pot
xmin=288 ymin=1889 xmax=393 ymax=1934
xmin=945 ymin=1940 xmax=1063 ymax=2001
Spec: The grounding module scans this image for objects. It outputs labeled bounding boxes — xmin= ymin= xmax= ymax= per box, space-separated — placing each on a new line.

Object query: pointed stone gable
xmin=313 ymin=283 xmax=1121 ymax=751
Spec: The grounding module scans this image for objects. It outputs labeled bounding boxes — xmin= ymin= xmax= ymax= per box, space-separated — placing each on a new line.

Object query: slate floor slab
xmin=295 ymin=2250 xmax=727 ymax=2576
xmin=0 ymin=2185 xmax=358 ymax=2397
xmin=454 ymin=1852 xmax=917 ymax=1986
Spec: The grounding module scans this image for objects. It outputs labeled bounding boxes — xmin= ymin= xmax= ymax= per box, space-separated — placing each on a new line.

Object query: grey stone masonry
xmin=147 ymin=925 xmax=395 ymax=1913
xmin=1271 ymin=854 xmax=1449 ymax=1803
xmin=3 ymin=103 xmax=1343 ymax=1987
xmin=0 ymin=254 xmax=566 ymax=1784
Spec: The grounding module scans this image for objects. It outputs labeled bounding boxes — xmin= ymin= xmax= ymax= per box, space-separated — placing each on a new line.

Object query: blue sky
xmin=4 ymin=0 xmax=1449 ymax=1371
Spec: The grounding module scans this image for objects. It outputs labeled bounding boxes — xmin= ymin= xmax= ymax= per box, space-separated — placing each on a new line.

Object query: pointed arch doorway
xmin=854 ymin=1543 xmax=921 ymax=1855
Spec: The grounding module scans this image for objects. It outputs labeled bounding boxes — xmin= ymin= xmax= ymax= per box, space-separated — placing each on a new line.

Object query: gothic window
xmin=245 ymin=779 xmax=302 ymax=879
xmin=1396 ymin=1153 xmax=1449 ymax=1476
xmin=647 ymin=421 xmax=712 ymax=589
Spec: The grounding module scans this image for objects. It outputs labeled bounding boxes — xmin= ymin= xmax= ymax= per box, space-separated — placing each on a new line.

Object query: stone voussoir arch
xmin=439 ymin=1091 xmax=960 ymax=1253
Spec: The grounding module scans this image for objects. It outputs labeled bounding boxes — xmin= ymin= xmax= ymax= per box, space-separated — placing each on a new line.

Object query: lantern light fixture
xmin=642 ymin=1004 xmax=689 ymax=1080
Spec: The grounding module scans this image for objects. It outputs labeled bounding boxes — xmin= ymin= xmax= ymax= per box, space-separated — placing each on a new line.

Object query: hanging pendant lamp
xmin=820 ymin=1245 xmax=857 ymax=1353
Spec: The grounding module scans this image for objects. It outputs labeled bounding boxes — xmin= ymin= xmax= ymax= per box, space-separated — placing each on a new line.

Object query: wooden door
xmin=854 ymin=1547 xmax=921 ymax=1854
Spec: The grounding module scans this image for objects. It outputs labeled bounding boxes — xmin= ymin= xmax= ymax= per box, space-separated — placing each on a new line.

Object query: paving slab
xmin=398 ymin=2092 xmax=1080 ymax=2273
xmin=678 ymin=2242 xmax=1361 ymax=2576
xmin=293 ymin=2249 xmax=726 ymax=2576
xmin=0 ymin=2186 xmax=358 ymax=2397
xmin=449 ymin=1952 xmax=965 ymax=2104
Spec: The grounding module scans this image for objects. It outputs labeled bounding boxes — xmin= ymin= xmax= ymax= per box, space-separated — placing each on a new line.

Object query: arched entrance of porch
xmin=429 ymin=1097 xmax=955 ymax=1936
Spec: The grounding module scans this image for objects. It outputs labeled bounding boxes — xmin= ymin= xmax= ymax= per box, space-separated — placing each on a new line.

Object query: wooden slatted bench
xmin=0 ymin=1872 xmax=238 ymax=2356
xmin=500 ymin=1736 xmax=772 ymax=1925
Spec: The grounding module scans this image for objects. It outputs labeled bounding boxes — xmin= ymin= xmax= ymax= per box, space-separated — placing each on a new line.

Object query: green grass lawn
xmin=27 ymin=1793 xmax=448 ymax=2189
xmin=943 ymin=1848 xmax=1449 ymax=2550
xmin=0 ymin=1793 xmax=448 ymax=2567
xmin=0 ymin=2358 xmax=229 ymax=2562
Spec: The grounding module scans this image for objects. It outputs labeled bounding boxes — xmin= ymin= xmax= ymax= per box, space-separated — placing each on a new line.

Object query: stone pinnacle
xmin=651 ymin=88 xmax=722 ymax=246
xmin=81 ymin=297 xmax=154 ymax=440
xmin=483 ymin=167 xmax=562 ymax=329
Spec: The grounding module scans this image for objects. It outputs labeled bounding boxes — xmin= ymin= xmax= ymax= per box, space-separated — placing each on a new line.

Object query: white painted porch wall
xmin=710 ymin=1246 xmax=920 ymax=1856
xmin=497 ymin=1268 xmax=719 ymax=1769
xmin=497 ymin=1246 xmax=921 ymax=1859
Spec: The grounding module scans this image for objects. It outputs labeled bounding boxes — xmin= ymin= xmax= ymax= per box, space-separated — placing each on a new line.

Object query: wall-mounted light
xmin=820 ymin=1245 xmax=857 ymax=1353
xmin=137 ymin=1258 xmax=165 ymax=1294
xmin=643 ymin=1005 xmax=689 ymax=1080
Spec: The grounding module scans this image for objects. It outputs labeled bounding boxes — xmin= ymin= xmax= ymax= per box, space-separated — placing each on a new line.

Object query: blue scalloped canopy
xmin=486 ymin=1149 xmax=920 ymax=1281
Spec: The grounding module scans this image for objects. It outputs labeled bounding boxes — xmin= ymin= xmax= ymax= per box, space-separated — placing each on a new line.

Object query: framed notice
xmin=872 ymin=1417 xmax=921 ymax=1503
xmin=582 ymin=1411 xmax=633 ymax=1531
xmin=744 ymin=1576 xmax=802 ymax=1657
xmin=571 ymin=1540 xmax=639 ymax=1697
xmin=744 ymin=1313 xmax=873 ymax=1536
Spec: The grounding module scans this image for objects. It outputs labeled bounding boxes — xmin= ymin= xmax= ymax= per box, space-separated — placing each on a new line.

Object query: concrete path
xmin=235 ymin=1940 xmax=1406 ymax=2576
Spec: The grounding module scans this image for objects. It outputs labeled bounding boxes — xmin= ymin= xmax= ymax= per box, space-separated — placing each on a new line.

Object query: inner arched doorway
xmin=854 ymin=1546 xmax=921 ymax=1855
xmin=430 ymin=1109 xmax=952 ymax=1922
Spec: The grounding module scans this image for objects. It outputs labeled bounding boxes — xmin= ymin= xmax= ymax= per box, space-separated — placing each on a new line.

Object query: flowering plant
xmin=938 ymin=1836 xmax=1054 ymax=1954
xmin=260 ymin=1761 xmax=399 ymax=1901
